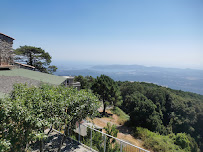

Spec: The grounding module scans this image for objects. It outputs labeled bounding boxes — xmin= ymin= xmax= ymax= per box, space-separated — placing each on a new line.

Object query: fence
xmin=59 ymin=122 xmax=150 ymax=152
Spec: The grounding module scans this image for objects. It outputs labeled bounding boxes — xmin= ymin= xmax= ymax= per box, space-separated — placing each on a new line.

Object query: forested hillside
xmin=75 ymin=75 xmax=203 ymax=151
xmin=118 ymin=81 xmax=203 ymax=151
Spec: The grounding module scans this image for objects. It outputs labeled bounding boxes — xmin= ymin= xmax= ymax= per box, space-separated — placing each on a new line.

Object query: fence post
xmin=91 ymin=127 xmax=92 ymax=150
xmin=120 ymin=141 xmax=122 ymax=152
xmin=79 ymin=123 xmax=81 ymax=143
xmin=104 ymin=134 xmax=106 ymax=152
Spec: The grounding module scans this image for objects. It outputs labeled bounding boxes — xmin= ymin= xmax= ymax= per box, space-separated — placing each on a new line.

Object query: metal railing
xmin=64 ymin=122 xmax=150 ymax=152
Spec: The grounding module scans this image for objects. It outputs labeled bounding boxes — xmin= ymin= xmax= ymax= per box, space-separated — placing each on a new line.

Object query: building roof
xmin=0 ymin=33 xmax=15 ymax=40
xmin=62 ymin=76 xmax=74 ymax=79
xmin=0 ymin=68 xmax=66 ymax=85
xmin=0 ymin=68 xmax=67 ymax=98
xmin=0 ymin=92 xmax=6 ymax=98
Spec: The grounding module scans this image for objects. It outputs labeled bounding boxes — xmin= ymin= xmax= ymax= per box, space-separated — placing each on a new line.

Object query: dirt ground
xmin=91 ymin=108 xmax=145 ymax=149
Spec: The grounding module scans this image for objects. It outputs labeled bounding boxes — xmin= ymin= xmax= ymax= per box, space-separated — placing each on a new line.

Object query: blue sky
xmin=1 ymin=0 xmax=203 ymax=69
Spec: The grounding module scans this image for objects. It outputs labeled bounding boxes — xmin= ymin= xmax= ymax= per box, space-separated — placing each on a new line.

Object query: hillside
xmin=92 ymin=108 xmax=146 ymax=150
xmin=118 ymin=81 xmax=203 ymax=151
xmin=74 ymin=75 xmax=203 ymax=151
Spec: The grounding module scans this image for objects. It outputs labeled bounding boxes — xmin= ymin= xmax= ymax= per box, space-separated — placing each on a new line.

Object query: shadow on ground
xmin=116 ymin=125 xmax=133 ymax=135
xmin=97 ymin=111 xmax=113 ymax=118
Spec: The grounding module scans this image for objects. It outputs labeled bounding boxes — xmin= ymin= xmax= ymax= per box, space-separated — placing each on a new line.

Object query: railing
xmin=59 ymin=122 xmax=150 ymax=152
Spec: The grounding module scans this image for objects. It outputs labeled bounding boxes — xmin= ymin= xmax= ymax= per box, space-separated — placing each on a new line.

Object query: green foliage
xmin=119 ymin=81 xmax=203 ymax=149
xmin=14 ymin=45 xmax=57 ymax=74
xmin=104 ymin=123 xmax=119 ymax=152
xmin=84 ymin=127 xmax=104 ymax=151
xmin=174 ymin=133 xmax=199 ymax=152
xmin=134 ymin=127 xmax=200 ymax=152
xmin=74 ymin=75 xmax=95 ymax=89
xmin=91 ymin=130 xmax=103 ymax=151
xmin=110 ymin=107 xmax=129 ymax=125
xmin=91 ymin=75 xmax=122 ymax=115
xmin=73 ymin=76 xmax=203 ymax=150
xmin=104 ymin=122 xmax=119 ymax=137
xmin=0 ymin=139 xmax=10 ymax=152
xmin=80 ymin=123 xmax=120 ymax=152
xmin=0 ymin=84 xmax=100 ymax=151
xmin=47 ymin=65 xmax=57 ymax=74
xmin=126 ymin=92 xmax=166 ymax=133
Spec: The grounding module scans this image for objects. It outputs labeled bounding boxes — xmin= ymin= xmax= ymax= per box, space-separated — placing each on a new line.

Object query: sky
xmin=1 ymin=0 xmax=203 ymax=69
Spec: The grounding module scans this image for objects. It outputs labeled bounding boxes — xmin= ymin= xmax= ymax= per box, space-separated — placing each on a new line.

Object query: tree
xmin=14 ymin=45 xmax=57 ymax=74
xmin=174 ymin=133 xmax=199 ymax=152
xmin=74 ymin=75 xmax=95 ymax=90
xmin=0 ymin=84 xmax=100 ymax=152
xmin=126 ymin=92 xmax=166 ymax=133
xmin=91 ymin=75 xmax=122 ymax=115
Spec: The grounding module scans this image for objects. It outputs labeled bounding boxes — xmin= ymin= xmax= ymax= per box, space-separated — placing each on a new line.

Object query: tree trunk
xmin=57 ymin=126 xmax=68 ymax=152
xmin=103 ymin=101 xmax=106 ymax=116
xmin=47 ymin=125 xmax=52 ymax=135
xmin=29 ymin=52 xmax=33 ymax=66
xmin=39 ymin=139 xmax=43 ymax=152
xmin=39 ymin=127 xmax=44 ymax=152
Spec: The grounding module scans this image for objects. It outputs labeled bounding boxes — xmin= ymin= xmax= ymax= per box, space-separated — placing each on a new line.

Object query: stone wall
xmin=0 ymin=34 xmax=14 ymax=66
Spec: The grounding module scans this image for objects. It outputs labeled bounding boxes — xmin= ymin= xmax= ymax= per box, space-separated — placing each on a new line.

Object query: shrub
xmin=174 ymin=133 xmax=199 ymax=152
xmin=134 ymin=127 xmax=200 ymax=152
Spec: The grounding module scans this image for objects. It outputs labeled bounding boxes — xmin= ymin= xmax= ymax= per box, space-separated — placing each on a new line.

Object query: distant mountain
xmin=54 ymin=64 xmax=203 ymax=95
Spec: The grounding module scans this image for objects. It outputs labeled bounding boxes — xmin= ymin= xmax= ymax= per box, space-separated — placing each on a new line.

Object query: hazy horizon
xmin=52 ymin=60 xmax=203 ymax=71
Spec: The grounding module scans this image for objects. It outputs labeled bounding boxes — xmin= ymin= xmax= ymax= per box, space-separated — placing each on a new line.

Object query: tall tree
xmin=91 ymin=75 xmax=122 ymax=115
xmin=14 ymin=45 xmax=57 ymax=74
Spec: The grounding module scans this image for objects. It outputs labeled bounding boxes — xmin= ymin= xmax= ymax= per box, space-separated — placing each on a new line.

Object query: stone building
xmin=0 ymin=33 xmax=15 ymax=68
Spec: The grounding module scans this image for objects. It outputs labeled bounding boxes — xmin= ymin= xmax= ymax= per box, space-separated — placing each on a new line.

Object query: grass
xmin=110 ymin=107 xmax=130 ymax=125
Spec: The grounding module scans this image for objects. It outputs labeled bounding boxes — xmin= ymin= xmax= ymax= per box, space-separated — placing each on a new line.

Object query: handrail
xmin=52 ymin=128 xmax=98 ymax=152
xmin=82 ymin=123 xmax=150 ymax=152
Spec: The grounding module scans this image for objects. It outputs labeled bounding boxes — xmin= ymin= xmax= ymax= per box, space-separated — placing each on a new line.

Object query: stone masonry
xmin=0 ymin=33 xmax=15 ymax=66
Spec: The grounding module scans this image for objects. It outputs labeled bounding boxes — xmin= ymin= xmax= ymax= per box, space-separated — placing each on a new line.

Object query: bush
xmin=134 ymin=127 xmax=200 ymax=152
xmin=0 ymin=139 xmax=10 ymax=152
xmin=174 ymin=133 xmax=199 ymax=152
